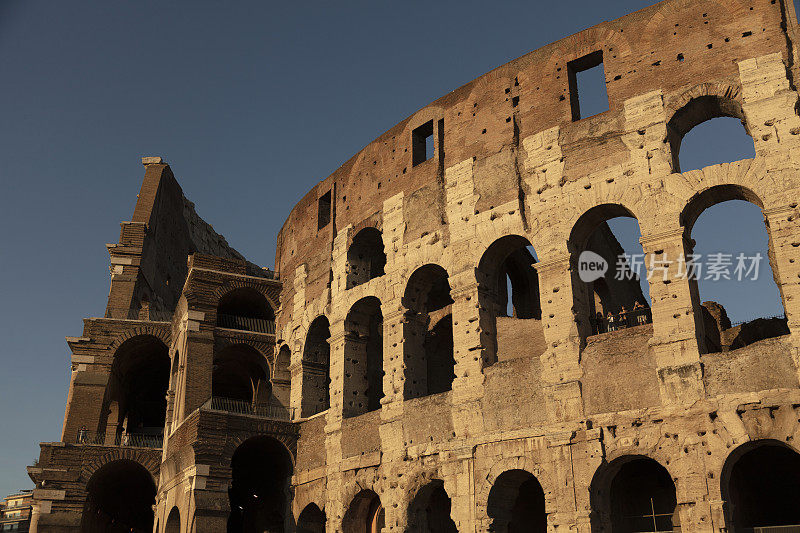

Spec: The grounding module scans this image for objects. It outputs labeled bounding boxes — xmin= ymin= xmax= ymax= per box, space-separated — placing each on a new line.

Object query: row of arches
xmin=78 ymin=437 xmax=800 ymax=532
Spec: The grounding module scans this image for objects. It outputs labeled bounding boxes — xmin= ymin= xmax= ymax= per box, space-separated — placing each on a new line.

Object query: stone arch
xmin=567 ymin=203 xmax=650 ymax=340
xmin=301 ymin=315 xmax=331 ymax=417
xmin=81 ymin=449 xmax=160 ymax=484
xmin=590 ymin=454 xmax=679 ymax=533
xmin=343 ymin=296 xmax=384 ymax=418
xmin=107 ymin=324 xmax=171 ymax=354
xmin=666 ymin=87 xmax=751 ymax=173
xmin=165 ymin=506 xmax=181 ymax=533
xmin=80 ymin=458 xmax=158 ymax=533
xmin=486 ymin=469 xmax=547 ymax=532
xmin=215 ymin=286 xmax=276 ymax=333
xmin=346 ymin=227 xmax=386 ymax=289
xmin=720 ymin=439 xmax=800 ymax=530
xmin=212 ymin=280 xmax=279 ymax=315
xmin=227 ymin=435 xmax=295 ymax=533
xmin=402 ymin=264 xmax=455 ymax=400
xmin=476 ymin=235 xmax=545 ymax=364
xmin=297 ymin=503 xmax=326 ymax=533
xmin=219 ymin=432 xmax=297 ymax=470
xmin=212 ymin=343 xmax=272 ymax=405
xmin=679 ymin=183 xmax=788 ymax=352
xmin=406 ymin=479 xmax=457 ymax=532
xmin=342 ymin=489 xmax=384 ymax=533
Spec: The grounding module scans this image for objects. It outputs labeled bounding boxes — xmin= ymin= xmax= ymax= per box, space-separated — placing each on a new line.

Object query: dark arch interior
xmin=212 ymin=344 xmax=270 ymax=404
xmin=596 ymin=456 xmax=677 ymax=533
xmin=407 ymin=480 xmax=457 ymax=533
xmin=165 ymin=506 xmax=180 ymax=533
xmin=302 ymin=316 xmax=331 ymax=416
xmin=342 ymin=490 xmax=384 ymax=533
xmin=217 ymin=288 xmax=275 ymax=332
xmin=343 ymin=297 xmax=383 ymax=417
xmin=723 ymin=442 xmax=800 ymax=529
xmin=487 ymin=469 xmax=546 ymax=533
xmin=403 ymin=264 xmax=455 ymax=400
xmin=297 ymin=503 xmax=326 ymax=533
xmin=667 ymin=95 xmax=751 ymax=173
xmin=346 ymin=227 xmax=386 ymax=289
xmin=105 ymin=335 xmax=169 ymax=436
xmin=228 ymin=436 xmax=293 ymax=533
xmin=81 ymin=459 xmax=156 ymax=533
xmin=568 ymin=206 xmax=650 ymax=339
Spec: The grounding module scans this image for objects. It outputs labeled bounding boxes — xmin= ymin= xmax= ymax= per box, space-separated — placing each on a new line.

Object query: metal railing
xmin=216 ymin=313 xmax=276 ymax=334
xmin=202 ymin=396 xmax=294 ymax=421
xmin=729 ymin=313 xmax=787 ymax=327
xmin=75 ymin=430 xmax=163 ymax=449
xmin=590 ymin=308 xmax=653 ymax=335
xmin=103 ymin=307 xmax=173 ymax=322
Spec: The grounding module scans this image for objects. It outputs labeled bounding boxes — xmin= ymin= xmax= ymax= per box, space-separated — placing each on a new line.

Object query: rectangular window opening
xmin=412 ymin=120 xmax=434 ymax=166
xmin=317 ymin=190 xmax=332 ymax=230
xmin=568 ymin=50 xmax=609 ymax=121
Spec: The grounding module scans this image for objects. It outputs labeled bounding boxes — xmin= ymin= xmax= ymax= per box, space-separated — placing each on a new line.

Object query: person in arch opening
xmin=619 ymin=306 xmax=628 ymax=328
xmin=607 ymin=311 xmax=616 ymax=331
xmin=633 ymin=300 xmax=647 ymax=325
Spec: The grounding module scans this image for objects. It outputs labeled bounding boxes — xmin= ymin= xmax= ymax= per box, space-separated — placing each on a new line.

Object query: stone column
xmin=640 ymin=228 xmax=705 ymax=404
xmin=535 ymin=254 xmax=584 ymax=423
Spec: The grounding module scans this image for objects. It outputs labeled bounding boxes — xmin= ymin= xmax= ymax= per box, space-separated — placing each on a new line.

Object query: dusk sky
xmin=0 ymin=0 xmax=793 ymax=496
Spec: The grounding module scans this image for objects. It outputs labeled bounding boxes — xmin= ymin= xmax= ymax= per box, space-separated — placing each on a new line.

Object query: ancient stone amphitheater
xmin=26 ymin=0 xmax=800 ymax=531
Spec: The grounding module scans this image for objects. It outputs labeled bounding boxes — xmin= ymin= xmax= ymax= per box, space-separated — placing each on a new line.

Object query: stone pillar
xmin=379 ymin=307 xmax=407 ymax=462
xmin=640 ymin=228 xmax=705 ymax=404
xmin=535 ymin=254 xmax=584 ymax=423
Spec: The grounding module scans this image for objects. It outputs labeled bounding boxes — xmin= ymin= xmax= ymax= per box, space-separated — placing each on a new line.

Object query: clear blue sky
xmin=0 ymin=0 xmax=794 ymax=496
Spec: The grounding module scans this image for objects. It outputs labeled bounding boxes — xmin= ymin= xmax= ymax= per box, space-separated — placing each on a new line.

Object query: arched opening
xmin=80 ymin=459 xmax=156 ymax=532
xmin=227 ymin=436 xmax=293 ymax=533
xmin=407 ymin=480 xmax=457 ymax=532
xmin=477 ymin=236 xmax=545 ymax=364
xmin=165 ymin=506 xmax=181 ymax=533
xmin=681 ymin=186 xmax=787 ymax=353
xmin=297 ymin=503 xmax=326 ymax=533
xmin=487 ymin=469 xmax=546 ymax=532
xmin=343 ymin=297 xmax=383 ymax=418
xmin=568 ymin=205 xmax=651 ymax=340
xmin=721 ymin=440 xmax=800 ymax=530
xmin=402 ymin=264 xmax=455 ymax=400
xmin=346 ymin=227 xmax=386 ymax=289
xmin=301 ymin=316 xmax=331 ymax=417
xmin=667 ymin=95 xmax=754 ymax=173
xmin=217 ymin=288 xmax=275 ymax=333
xmin=101 ymin=335 xmax=169 ymax=444
xmin=342 ymin=490 xmax=384 ymax=533
xmin=212 ymin=344 xmax=271 ymax=406
xmin=590 ymin=456 xmax=678 ymax=532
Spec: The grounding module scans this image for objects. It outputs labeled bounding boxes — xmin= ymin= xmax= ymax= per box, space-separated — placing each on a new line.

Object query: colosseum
xmin=24 ymin=0 xmax=800 ymax=531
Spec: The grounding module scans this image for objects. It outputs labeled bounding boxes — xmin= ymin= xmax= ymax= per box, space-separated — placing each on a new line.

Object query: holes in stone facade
xmin=228 ymin=436 xmax=293 ymax=533
xmin=343 ymin=297 xmax=384 ymax=418
xmin=80 ymin=459 xmax=156 ymax=533
xmin=318 ymin=189 xmax=332 ymax=230
xmin=413 ymin=120 xmax=435 ymax=166
xmin=721 ymin=440 xmax=800 ymax=530
xmin=487 ymin=469 xmax=546 ymax=532
xmin=346 ymin=227 xmax=386 ymax=289
xmin=568 ymin=50 xmax=609 ymax=121
xmin=217 ymin=287 xmax=275 ymax=333
xmin=407 ymin=480 xmax=457 ymax=532
xmin=402 ymin=264 xmax=455 ymax=400
xmin=301 ymin=316 xmax=331 ymax=417
xmin=590 ymin=456 xmax=678 ymax=532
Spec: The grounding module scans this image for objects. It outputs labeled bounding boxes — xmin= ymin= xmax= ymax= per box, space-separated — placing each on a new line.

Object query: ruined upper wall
xmin=106 ymin=158 xmax=258 ymax=317
xmin=275 ymin=0 xmax=799 ymax=314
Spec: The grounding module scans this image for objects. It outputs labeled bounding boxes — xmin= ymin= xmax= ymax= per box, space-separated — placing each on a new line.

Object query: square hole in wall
xmin=568 ymin=50 xmax=609 ymax=121
xmin=412 ymin=120 xmax=434 ymax=166
xmin=318 ymin=190 xmax=331 ymax=230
